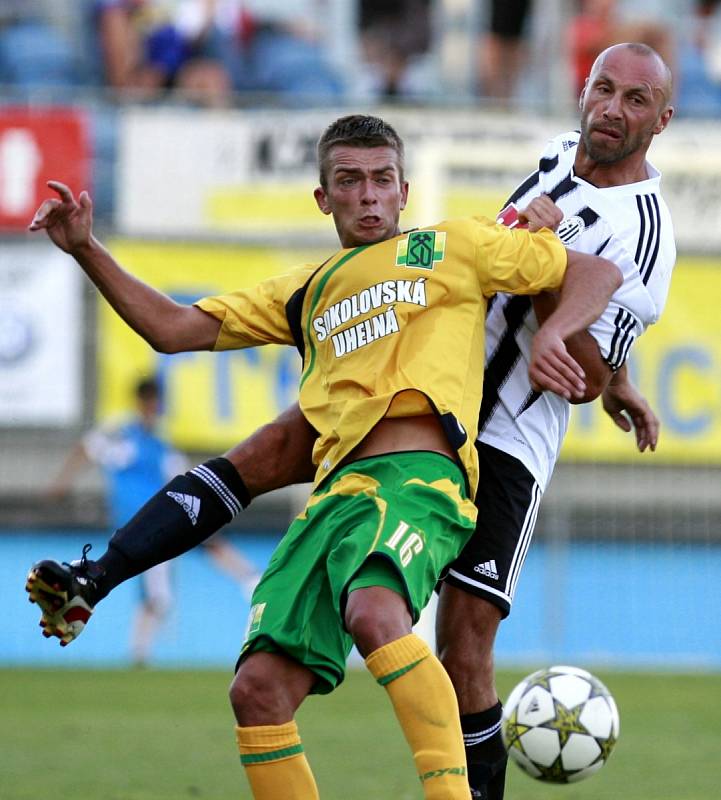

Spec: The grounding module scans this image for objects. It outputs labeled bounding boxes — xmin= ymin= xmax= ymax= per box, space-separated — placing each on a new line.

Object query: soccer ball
xmin=501 ymin=665 xmax=620 ymax=783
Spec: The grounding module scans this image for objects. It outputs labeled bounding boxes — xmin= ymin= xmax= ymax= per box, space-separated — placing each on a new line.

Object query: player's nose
xmin=602 ymin=92 xmax=623 ymax=118
xmin=359 ymin=179 xmax=378 ymax=203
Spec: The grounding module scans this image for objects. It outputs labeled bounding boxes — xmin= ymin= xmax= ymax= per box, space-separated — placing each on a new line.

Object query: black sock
xmin=92 ymin=457 xmax=250 ymax=602
xmin=461 ymin=702 xmax=508 ymax=800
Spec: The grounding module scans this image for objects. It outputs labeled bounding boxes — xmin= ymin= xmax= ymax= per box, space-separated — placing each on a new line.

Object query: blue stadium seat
xmin=239 ymin=29 xmax=345 ymax=103
xmin=0 ymin=20 xmax=83 ymax=89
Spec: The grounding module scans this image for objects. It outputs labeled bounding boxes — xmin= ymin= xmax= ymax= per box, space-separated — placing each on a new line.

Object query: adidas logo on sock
xmin=167 ymin=491 xmax=200 ymax=526
xmin=473 ymin=559 xmax=499 ymax=580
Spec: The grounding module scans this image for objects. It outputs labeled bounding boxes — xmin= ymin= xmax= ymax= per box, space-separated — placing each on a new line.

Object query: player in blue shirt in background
xmin=47 ymin=375 xmax=259 ymax=665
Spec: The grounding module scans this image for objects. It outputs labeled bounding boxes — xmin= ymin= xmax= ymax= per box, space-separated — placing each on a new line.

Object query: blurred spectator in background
xmin=235 ymin=0 xmax=344 ymax=102
xmin=47 ymin=375 xmax=259 ymax=666
xmin=567 ymin=0 xmax=675 ymax=97
xmin=94 ymin=0 xmax=343 ymax=105
xmin=676 ymin=0 xmax=721 ymax=116
xmin=94 ymin=0 xmax=234 ymax=106
xmin=358 ymin=0 xmax=432 ymax=100
xmin=478 ymin=0 xmax=532 ymax=102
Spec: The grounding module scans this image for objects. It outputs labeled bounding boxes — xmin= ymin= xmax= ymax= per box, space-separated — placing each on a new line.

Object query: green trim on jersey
xmin=300 ymin=245 xmax=369 ymax=390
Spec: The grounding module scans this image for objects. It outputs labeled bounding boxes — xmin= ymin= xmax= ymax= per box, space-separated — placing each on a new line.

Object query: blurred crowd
xmin=0 ymin=0 xmax=344 ymax=104
xmin=0 ymin=0 xmax=719 ymax=113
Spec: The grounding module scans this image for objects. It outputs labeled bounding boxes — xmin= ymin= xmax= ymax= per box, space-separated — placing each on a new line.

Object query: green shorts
xmin=238 ymin=451 xmax=477 ymax=694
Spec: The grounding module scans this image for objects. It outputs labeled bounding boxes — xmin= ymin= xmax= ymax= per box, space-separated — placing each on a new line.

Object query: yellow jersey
xmin=196 ymin=217 xmax=567 ymax=497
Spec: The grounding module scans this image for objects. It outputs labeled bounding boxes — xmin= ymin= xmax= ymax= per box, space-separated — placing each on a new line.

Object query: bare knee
xmin=345 ymin=586 xmax=412 ymax=658
xmin=229 ymin=652 xmax=315 ymax=726
xmin=229 ymin=660 xmax=280 ymax=726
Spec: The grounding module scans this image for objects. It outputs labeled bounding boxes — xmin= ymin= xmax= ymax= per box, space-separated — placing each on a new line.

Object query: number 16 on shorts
xmin=385 ymin=522 xmax=424 ymax=567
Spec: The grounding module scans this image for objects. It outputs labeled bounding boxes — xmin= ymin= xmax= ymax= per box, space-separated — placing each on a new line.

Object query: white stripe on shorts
xmin=506 ymin=481 xmax=542 ymax=602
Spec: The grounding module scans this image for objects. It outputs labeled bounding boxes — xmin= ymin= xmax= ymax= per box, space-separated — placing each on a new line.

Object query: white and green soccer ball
xmin=501 ymin=665 xmax=620 ymax=784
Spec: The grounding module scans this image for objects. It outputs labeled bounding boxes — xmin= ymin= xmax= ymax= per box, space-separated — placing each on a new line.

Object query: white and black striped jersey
xmin=479 ymin=130 xmax=676 ymax=490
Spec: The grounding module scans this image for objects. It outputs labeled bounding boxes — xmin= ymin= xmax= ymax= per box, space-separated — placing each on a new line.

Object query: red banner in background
xmin=0 ymin=108 xmax=89 ymax=230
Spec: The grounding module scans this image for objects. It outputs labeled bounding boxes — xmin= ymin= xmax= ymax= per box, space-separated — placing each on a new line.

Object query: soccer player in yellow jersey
xmin=28 ymin=115 xmax=621 ymax=799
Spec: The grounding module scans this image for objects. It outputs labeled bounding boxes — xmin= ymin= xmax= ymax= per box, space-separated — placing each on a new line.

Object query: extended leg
xmin=27 ymin=404 xmax=315 ymax=644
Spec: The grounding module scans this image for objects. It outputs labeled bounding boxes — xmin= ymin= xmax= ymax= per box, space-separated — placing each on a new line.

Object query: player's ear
xmin=653 ymin=105 xmax=674 ymax=135
xmin=579 ymin=78 xmax=589 ymax=109
xmin=399 ymin=181 xmax=409 ymax=211
xmin=314 ymin=185 xmax=331 ymax=215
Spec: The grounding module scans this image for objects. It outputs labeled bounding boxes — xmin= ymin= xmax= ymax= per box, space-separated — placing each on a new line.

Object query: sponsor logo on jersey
xmin=396 ymin=230 xmax=446 ymax=269
xmin=312 ymin=278 xmax=428 ymax=357
xmin=557 ymin=215 xmax=586 ymax=245
xmin=330 ymin=307 xmax=400 ymax=356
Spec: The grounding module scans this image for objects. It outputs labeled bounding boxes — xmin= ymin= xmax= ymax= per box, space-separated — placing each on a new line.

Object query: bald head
xmin=589 ymin=42 xmax=673 ymax=108
xmin=577 ymin=41 xmax=674 ymax=180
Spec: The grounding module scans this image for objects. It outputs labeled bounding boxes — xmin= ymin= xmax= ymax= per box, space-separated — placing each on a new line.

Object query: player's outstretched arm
xmin=601 ymin=364 xmax=659 ymax=452
xmin=29 ymin=181 xmax=220 ymax=353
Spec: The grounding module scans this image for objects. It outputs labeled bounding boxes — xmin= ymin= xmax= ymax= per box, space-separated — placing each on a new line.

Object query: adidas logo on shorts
xmin=473 ymin=559 xmax=499 ymax=580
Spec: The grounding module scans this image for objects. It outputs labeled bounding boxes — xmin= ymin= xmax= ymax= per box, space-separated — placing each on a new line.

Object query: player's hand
xmin=601 ymin=373 xmax=659 ymax=452
xmin=28 ymin=181 xmax=93 ymax=254
xmin=518 ymin=195 xmax=563 ymax=232
xmin=529 ymin=325 xmax=586 ymax=400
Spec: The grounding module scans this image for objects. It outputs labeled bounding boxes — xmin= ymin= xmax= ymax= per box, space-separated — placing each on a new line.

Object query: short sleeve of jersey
xmin=586 ymin=301 xmax=643 ymax=371
xmin=474 ymin=220 xmax=568 ymax=297
xmin=595 ymin=231 xmax=659 ymax=327
xmin=195 ymin=264 xmax=314 ymax=351
xmin=572 ymin=222 xmax=656 ymax=372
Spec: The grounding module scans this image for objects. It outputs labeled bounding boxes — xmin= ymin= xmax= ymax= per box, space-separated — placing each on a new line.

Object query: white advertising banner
xmin=117 ymin=108 xmax=721 ymax=253
xmin=0 ymin=243 xmax=83 ymax=425
xmin=117 ymin=108 xmax=330 ymax=239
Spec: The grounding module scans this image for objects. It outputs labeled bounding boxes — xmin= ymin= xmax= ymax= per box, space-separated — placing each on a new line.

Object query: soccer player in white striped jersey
xmin=435 ymin=42 xmax=675 ymax=798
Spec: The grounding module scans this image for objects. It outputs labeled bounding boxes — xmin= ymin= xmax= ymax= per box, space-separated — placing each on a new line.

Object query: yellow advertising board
xmin=96 ymin=241 xmax=324 ymax=451
xmin=563 ymin=258 xmax=721 ymax=464
xmin=97 ymin=245 xmax=721 ymax=463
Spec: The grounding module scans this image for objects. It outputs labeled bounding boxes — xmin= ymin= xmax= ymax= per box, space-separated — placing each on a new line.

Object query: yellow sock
xmin=235 ymin=721 xmax=319 ymax=799
xmin=366 ymin=634 xmax=470 ymax=800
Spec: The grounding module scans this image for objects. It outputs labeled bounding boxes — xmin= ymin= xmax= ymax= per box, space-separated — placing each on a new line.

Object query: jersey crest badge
xmin=396 ymin=230 xmax=446 ymax=269
xmin=557 ymin=215 xmax=585 ymax=246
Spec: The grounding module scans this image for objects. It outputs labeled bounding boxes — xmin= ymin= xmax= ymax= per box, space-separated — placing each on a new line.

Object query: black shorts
xmin=489 ymin=0 xmax=531 ymax=39
xmin=443 ymin=442 xmax=541 ymax=618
